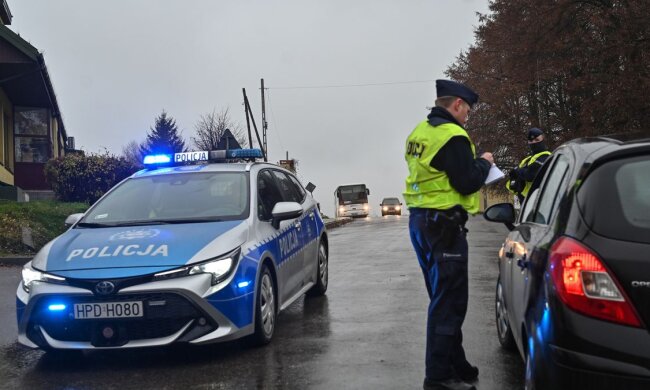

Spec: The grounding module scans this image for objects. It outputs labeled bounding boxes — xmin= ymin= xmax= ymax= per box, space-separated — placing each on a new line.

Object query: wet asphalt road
xmin=0 ymin=216 xmax=524 ymax=389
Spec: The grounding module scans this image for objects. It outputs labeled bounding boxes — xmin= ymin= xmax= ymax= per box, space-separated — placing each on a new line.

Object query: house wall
xmin=0 ymin=87 xmax=13 ymax=185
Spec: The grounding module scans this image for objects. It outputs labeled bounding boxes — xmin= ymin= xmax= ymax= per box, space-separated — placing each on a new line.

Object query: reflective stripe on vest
xmin=403 ymin=120 xmax=480 ymax=214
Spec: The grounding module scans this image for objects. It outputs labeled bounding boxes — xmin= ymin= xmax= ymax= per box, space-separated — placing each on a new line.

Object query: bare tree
xmin=121 ymin=140 xmax=144 ymax=169
xmin=192 ymin=108 xmax=248 ymax=150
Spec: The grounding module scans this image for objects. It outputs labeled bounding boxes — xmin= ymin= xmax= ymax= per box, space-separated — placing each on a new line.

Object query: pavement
xmin=0 ymin=215 xmax=524 ymax=389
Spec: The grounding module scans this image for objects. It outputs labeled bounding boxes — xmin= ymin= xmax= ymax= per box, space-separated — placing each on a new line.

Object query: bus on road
xmin=334 ymin=184 xmax=370 ymax=218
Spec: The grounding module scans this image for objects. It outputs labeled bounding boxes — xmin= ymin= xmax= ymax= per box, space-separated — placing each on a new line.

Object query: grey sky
xmin=10 ymin=0 xmax=489 ymax=216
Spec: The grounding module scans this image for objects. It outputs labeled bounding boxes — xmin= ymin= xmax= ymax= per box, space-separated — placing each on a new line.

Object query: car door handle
xmin=516 ymin=254 xmax=528 ymax=270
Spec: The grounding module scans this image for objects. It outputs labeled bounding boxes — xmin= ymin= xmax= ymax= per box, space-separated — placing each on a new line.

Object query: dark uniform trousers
xmin=408 ymin=208 xmax=472 ymax=380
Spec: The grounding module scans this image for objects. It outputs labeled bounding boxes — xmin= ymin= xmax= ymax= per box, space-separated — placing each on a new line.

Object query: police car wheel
xmin=251 ymin=266 xmax=276 ymax=346
xmin=307 ymin=241 xmax=328 ymax=297
xmin=495 ymin=276 xmax=515 ymax=351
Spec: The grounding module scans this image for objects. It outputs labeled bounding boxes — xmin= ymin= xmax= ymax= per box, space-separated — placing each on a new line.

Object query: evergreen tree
xmin=140 ymin=110 xmax=186 ymax=156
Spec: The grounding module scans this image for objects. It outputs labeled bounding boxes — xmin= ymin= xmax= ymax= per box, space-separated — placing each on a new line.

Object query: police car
xmin=16 ymin=149 xmax=328 ymax=350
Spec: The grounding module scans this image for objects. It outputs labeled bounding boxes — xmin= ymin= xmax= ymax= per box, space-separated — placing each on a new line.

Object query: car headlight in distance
xmin=154 ymin=248 xmax=240 ymax=286
xmin=395 ymin=206 xmax=401 ymax=211
xmin=21 ymin=265 xmax=65 ymax=293
xmin=383 ymin=206 xmax=388 ymax=211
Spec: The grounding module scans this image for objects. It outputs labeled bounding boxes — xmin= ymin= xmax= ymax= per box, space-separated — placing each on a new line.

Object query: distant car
xmin=16 ymin=149 xmax=329 ymax=351
xmin=380 ymin=197 xmax=402 ymax=216
xmin=484 ymin=136 xmax=650 ymax=389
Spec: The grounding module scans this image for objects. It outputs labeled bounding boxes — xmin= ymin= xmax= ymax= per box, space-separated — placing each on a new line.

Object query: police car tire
xmin=251 ymin=266 xmax=276 ymax=346
xmin=306 ymin=241 xmax=328 ymax=297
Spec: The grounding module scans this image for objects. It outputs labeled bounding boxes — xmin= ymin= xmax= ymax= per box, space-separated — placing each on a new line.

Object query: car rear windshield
xmin=81 ymin=172 xmax=249 ymax=225
xmin=578 ymin=154 xmax=650 ymax=244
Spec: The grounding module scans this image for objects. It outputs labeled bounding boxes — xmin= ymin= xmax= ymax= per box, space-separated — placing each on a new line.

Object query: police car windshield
xmin=80 ymin=172 xmax=249 ymax=226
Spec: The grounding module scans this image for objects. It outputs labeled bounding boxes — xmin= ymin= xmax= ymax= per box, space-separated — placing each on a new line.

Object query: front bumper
xmin=16 ymin=273 xmax=254 ymax=350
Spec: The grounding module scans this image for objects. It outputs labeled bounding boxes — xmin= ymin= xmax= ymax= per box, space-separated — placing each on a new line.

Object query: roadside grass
xmin=0 ymin=200 xmax=88 ymax=256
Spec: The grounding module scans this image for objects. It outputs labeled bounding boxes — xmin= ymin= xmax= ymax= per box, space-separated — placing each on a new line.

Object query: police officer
xmin=404 ymin=80 xmax=493 ymax=390
xmin=506 ymin=127 xmax=552 ymax=203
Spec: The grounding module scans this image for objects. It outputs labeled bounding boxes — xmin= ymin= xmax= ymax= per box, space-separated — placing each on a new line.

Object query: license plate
xmin=74 ymin=301 xmax=143 ymax=319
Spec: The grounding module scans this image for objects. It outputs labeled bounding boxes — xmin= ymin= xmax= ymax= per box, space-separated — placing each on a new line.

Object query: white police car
xmin=16 ymin=149 xmax=328 ymax=350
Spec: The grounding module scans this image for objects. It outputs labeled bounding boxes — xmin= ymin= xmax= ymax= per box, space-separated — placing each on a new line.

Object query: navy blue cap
xmin=527 ymin=127 xmax=544 ymax=141
xmin=436 ymin=79 xmax=479 ymax=107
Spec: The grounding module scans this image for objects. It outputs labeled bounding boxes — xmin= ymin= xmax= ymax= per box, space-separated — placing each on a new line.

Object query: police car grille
xmin=33 ymin=293 xmax=212 ymax=342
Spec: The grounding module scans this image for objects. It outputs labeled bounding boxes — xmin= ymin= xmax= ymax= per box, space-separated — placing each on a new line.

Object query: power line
xmin=269 ymin=79 xmax=436 ymax=90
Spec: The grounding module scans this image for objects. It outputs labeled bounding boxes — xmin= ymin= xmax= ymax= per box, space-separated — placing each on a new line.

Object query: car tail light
xmin=549 ymin=236 xmax=643 ymax=328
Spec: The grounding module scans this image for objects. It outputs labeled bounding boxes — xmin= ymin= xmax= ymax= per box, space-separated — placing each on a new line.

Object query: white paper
xmin=484 ymin=164 xmax=505 ymax=185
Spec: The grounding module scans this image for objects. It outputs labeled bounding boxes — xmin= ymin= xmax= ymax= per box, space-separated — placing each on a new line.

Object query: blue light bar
xmin=48 ymin=304 xmax=66 ymax=311
xmin=229 ymin=149 xmax=264 ymax=159
xmin=237 ymin=281 xmax=251 ymax=288
xmin=143 ymin=154 xmax=172 ymax=165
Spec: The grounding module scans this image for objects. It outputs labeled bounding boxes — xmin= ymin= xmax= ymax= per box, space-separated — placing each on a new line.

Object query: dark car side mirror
xmin=271 ymin=202 xmax=303 ymax=229
xmin=484 ymin=203 xmax=516 ymax=231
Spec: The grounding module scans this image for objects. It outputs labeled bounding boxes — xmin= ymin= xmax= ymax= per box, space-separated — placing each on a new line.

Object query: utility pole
xmin=242 ymin=88 xmax=253 ymax=149
xmin=242 ymin=88 xmax=267 ymax=161
xmin=261 ymin=78 xmax=268 ymax=160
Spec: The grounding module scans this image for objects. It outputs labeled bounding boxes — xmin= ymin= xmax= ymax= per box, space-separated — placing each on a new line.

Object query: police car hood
xmin=31 ymin=220 xmax=248 ymax=278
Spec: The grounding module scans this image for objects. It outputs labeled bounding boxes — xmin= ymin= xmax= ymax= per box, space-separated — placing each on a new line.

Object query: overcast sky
xmin=10 ymin=0 xmax=490 ymax=216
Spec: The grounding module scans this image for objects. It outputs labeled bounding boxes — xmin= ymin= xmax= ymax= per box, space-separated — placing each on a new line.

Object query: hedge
xmin=44 ymin=152 xmax=140 ymax=204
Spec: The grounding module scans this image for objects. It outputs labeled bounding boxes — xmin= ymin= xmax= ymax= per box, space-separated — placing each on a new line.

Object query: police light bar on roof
xmin=142 ymin=148 xmax=264 ymax=167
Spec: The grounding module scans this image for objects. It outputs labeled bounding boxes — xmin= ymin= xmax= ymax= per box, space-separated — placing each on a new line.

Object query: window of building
xmin=14 ymin=108 xmax=50 ymax=163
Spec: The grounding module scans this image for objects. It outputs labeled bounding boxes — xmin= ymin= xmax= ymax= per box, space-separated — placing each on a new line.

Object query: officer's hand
xmin=480 ymin=152 xmax=494 ymax=165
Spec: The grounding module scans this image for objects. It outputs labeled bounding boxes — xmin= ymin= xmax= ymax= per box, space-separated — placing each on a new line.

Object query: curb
xmin=324 ymin=217 xmax=353 ymax=229
xmin=0 ymin=256 xmax=31 ymax=266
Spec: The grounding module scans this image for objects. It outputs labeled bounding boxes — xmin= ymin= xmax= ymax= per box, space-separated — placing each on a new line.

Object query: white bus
xmin=334 ymin=184 xmax=370 ymax=217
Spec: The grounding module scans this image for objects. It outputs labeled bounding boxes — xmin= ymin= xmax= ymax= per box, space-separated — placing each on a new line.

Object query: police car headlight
xmin=154 ymin=248 xmax=240 ymax=286
xmin=21 ymin=264 xmax=65 ymax=293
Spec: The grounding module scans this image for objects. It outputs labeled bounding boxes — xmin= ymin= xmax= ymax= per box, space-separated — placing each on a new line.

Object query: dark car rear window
xmin=578 ymin=154 xmax=650 ymax=244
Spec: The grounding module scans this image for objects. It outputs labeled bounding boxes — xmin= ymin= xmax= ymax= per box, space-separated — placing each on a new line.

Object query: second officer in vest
xmin=506 ymin=127 xmax=552 ymax=203
xmin=404 ymin=80 xmax=493 ymax=390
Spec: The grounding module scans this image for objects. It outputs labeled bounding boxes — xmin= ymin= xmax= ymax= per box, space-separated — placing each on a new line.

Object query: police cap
xmin=527 ymin=127 xmax=544 ymax=141
xmin=436 ymin=79 xmax=479 ymax=107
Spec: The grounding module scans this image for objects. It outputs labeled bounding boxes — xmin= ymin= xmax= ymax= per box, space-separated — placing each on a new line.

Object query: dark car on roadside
xmin=484 ymin=135 xmax=650 ymax=389
xmin=380 ymin=197 xmax=402 ymax=216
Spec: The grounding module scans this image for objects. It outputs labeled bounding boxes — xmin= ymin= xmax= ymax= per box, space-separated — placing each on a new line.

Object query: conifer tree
xmin=140 ymin=110 xmax=186 ymax=156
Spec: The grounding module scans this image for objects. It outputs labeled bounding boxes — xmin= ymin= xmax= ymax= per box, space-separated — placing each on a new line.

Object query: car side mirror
xmin=484 ymin=203 xmax=515 ymax=231
xmin=65 ymin=213 xmax=84 ymax=227
xmin=271 ymin=202 xmax=303 ymax=229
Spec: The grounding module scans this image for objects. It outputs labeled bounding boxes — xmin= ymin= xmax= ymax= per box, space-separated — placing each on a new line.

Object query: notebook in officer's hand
xmin=484 ymin=164 xmax=505 ymax=185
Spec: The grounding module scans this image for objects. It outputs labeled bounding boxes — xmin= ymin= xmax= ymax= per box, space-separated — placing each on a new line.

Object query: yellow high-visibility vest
xmin=506 ymin=151 xmax=552 ymax=196
xmin=404 ymin=120 xmax=480 ymax=214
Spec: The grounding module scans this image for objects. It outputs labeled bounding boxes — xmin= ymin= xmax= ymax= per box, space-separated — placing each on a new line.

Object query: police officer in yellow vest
xmin=506 ymin=127 xmax=552 ymax=203
xmin=405 ymin=80 xmax=493 ymax=390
